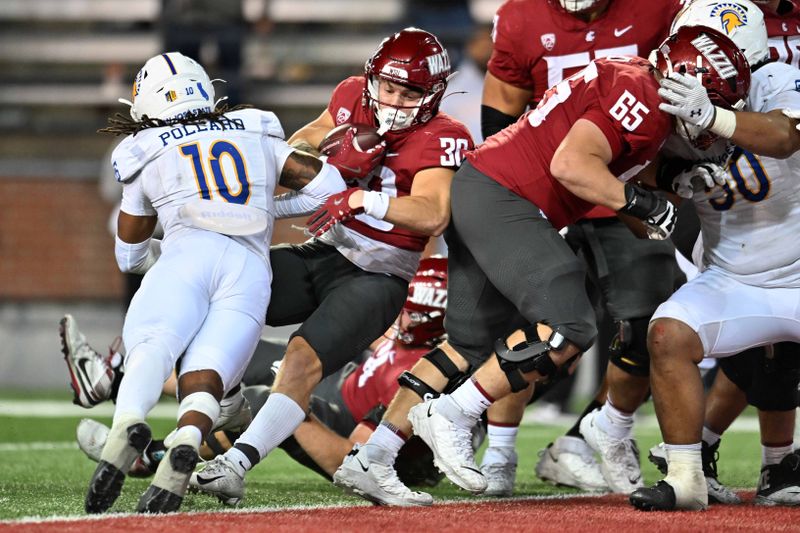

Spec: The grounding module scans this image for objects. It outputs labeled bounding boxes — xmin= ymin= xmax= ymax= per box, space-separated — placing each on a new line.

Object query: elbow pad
xmin=481 ymin=105 xmax=518 ymax=139
xmin=115 ymin=236 xmax=161 ymax=274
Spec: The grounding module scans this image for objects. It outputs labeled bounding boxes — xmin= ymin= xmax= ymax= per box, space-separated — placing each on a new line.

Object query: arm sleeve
xmin=273 ymin=162 xmax=347 ymax=218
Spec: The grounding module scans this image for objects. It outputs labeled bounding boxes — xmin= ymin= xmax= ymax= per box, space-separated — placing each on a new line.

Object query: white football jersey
xmin=114 ymin=109 xmax=295 ymax=264
xmin=663 ymin=62 xmax=800 ymax=288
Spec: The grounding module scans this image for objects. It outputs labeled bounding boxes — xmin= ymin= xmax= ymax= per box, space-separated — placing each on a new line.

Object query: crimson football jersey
xmin=327 ymin=76 xmax=474 ymax=252
xmin=488 ymin=0 xmax=683 ymax=219
xmin=467 ymin=57 xmax=671 ymax=230
xmin=763 ymin=1 xmax=800 ymax=67
xmin=340 ymin=338 xmax=427 ymax=424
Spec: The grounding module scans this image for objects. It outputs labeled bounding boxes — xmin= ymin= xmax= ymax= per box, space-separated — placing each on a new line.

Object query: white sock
xmin=487 ymin=423 xmax=519 ymax=449
xmin=167 ymin=425 xmax=202 ymax=449
xmin=595 ymin=399 xmax=634 ymax=440
xmin=113 ymin=344 xmax=171 ymax=423
xmin=224 ymin=447 xmax=251 ymax=477
xmin=665 ymin=443 xmax=702 ymax=477
xmin=446 ymin=378 xmax=493 ymax=421
xmin=762 ymin=443 xmax=793 ymax=467
xmin=235 ymin=392 xmax=305 ymax=463
xmin=364 ymin=423 xmax=406 ymax=465
xmin=701 ymin=426 xmax=721 ymax=447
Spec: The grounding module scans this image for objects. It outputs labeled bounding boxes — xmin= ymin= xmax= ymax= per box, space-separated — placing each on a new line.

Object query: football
xmin=318 ymin=123 xmax=383 ymax=156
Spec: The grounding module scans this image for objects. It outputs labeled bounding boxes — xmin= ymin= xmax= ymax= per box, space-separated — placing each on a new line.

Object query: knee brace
xmin=495 ymin=325 xmax=574 ymax=392
xmin=608 ymin=317 xmax=651 ymax=377
xmin=177 ymin=391 xmax=221 ymax=426
xmin=398 ymin=347 xmax=467 ymax=400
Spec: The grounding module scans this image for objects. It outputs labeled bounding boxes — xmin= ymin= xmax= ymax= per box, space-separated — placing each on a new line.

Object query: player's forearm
xmin=728 ymin=110 xmax=800 ymax=159
xmin=382 ymin=195 xmax=451 ymax=236
xmin=275 ymin=156 xmax=347 ymax=218
xmin=292 ymin=418 xmax=356 ymax=476
xmin=550 ymin=152 xmax=627 ymax=210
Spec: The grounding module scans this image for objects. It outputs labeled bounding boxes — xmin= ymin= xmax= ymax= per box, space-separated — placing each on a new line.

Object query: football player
xmin=339 ymin=27 xmax=748 ymax=506
xmin=479 ymin=0 xmax=687 ymax=496
xmin=189 ymin=28 xmax=474 ymax=506
xmin=628 ymin=0 xmax=800 ymax=511
xmin=84 ymin=52 xmax=348 ymax=514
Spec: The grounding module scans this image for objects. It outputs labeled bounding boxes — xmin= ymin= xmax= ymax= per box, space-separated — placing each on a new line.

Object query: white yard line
xmin=0 ymin=399 xmax=176 ymax=418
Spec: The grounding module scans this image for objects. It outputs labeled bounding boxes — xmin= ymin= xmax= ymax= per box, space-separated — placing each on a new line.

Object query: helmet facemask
xmin=367 ymin=76 xmax=445 ymax=134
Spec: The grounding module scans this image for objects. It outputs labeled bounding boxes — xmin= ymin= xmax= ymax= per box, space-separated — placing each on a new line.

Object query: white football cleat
xmin=480 ymin=447 xmax=517 ymax=497
xmin=535 ymin=435 xmax=609 ymax=492
xmin=579 ymin=409 xmax=643 ymax=494
xmin=408 ymin=399 xmax=487 ymax=494
xmin=137 ymin=432 xmax=199 ymax=513
xmin=77 ymin=418 xmax=109 ymax=463
xmin=333 ymin=444 xmax=433 ymax=506
xmin=189 ymin=455 xmax=245 ymax=507
xmin=60 ymin=314 xmax=116 ymax=408
xmin=213 ymin=388 xmax=252 ymax=433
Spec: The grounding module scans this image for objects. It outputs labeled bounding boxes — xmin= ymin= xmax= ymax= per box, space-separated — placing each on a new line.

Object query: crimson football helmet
xmin=652 ymin=25 xmax=751 ymax=148
xmin=363 ymin=27 xmax=451 ymax=133
xmin=396 ymin=257 xmax=447 ymax=347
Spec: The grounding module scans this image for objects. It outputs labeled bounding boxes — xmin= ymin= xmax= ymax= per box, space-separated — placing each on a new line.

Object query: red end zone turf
xmin=4 ymin=493 xmax=796 ymax=533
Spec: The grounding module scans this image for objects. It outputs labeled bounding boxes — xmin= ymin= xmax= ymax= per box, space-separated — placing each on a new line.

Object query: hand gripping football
xmin=318 ymin=123 xmax=386 ymax=180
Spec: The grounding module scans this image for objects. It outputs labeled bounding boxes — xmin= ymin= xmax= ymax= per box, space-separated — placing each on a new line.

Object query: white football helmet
xmin=122 ymin=52 xmax=217 ymax=121
xmin=671 ymin=0 xmax=769 ymax=67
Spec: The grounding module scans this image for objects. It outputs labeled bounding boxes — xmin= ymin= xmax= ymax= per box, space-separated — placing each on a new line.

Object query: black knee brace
xmin=398 ymin=347 xmax=467 ymax=400
xmin=608 ymin=317 xmax=651 ymax=377
xmin=495 ymin=325 xmax=574 ymax=392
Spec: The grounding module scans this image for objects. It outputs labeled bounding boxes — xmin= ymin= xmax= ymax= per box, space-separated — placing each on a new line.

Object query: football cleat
xmin=480 ymin=447 xmax=517 ymax=497
xmin=137 ymin=432 xmax=199 ymax=513
xmin=408 ymin=399 xmax=487 ymax=494
xmin=579 ymin=409 xmax=643 ymax=494
xmin=755 ymin=451 xmax=800 ymax=506
xmin=189 ymin=455 xmax=245 ymax=507
xmin=649 ymin=441 xmax=740 ymax=504
xmin=213 ymin=388 xmax=252 ymax=433
xmin=630 ymin=480 xmax=678 ymax=511
xmin=333 ymin=444 xmax=433 ymax=506
xmin=60 ymin=314 xmax=117 ymax=408
xmin=85 ymin=416 xmax=151 ymax=513
xmin=535 ymin=435 xmax=609 ymax=492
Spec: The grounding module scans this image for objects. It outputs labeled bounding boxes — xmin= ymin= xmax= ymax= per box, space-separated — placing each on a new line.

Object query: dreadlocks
xmin=99 ymin=103 xmax=253 ymax=136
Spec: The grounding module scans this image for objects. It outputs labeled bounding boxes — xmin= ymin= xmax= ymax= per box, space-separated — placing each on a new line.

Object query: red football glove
xmin=323 ymin=126 xmax=387 ymax=181
xmin=306 ymin=187 xmax=364 ymax=237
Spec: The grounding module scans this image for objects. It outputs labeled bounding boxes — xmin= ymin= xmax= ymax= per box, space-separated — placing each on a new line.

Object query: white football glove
xmin=658 ymin=73 xmax=716 ymax=130
xmin=672 ymin=163 xmax=729 ymax=200
xmin=782 ymin=108 xmax=800 ymax=131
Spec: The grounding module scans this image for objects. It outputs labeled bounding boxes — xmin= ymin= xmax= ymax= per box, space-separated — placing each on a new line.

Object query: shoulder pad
xmin=229 ymin=108 xmax=285 ymax=139
xmin=111 ymin=134 xmax=157 ymax=183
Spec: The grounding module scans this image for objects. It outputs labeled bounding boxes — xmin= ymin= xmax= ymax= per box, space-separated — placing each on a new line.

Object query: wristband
xmin=362 ymin=190 xmax=390 ymax=220
xmin=709 ymin=107 xmax=737 ymax=139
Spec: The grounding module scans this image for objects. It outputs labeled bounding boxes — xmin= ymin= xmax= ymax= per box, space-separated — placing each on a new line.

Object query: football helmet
xmin=548 ymin=0 xmax=610 ymax=14
xmin=653 ymin=25 xmax=751 ymax=149
xmin=122 ymin=52 xmax=216 ymax=122
xmin=397 ymin=257 xmax=448 ymax=347
xmin=364 ymin=28 xmax=451 ymax=133
xmin=671 ymin=0 xmax=769 ymax=68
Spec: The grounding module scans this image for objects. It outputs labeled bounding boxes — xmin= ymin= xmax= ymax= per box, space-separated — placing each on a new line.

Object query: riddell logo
xmin=691 ymin=34 xmax=737 ymax=79
xmin=409 ymin=286 xmax=447 ymax=308
xmin=383 ymin=66 xmax=408 ymax=79
xmin=426 ymin=52 xmax=450 ymax=76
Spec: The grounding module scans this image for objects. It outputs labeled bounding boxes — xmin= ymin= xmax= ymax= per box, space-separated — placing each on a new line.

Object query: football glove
xmin=619 ymin=183 xmax=678 ymax=240
xmin=672 ymin=163 xmax=729 ymax=200
xmin=322 ymin=126 xmax=387 ymax=181
xmin=658 ymin=72 xmax=716 ymax=130
xmin=306 ymin=187 xmax=363 ymax=237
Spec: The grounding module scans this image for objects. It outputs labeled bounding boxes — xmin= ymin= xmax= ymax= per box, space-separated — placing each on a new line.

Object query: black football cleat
xmin=85 ymin=421 xmax=152 ymax=513
xmin=137 ymin=444 xmax=199 ymax=513
xmin=630 ymin=481 xmax=677 ymax=511
xmin=755 ymin=451 xmax=800 ymax=506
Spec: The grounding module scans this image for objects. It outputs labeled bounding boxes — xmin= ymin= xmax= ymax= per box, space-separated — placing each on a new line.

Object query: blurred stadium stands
xmin=0 ymin=0 xmax=500 ymax=388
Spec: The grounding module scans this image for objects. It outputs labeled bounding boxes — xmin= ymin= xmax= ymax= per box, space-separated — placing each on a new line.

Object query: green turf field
xmin=0 ymin=401 xmax=764 ymax=521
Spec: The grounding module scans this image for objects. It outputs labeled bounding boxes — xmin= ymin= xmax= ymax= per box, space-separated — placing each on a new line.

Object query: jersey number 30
xmin=180 ymin=141 xmax=251 ymax=204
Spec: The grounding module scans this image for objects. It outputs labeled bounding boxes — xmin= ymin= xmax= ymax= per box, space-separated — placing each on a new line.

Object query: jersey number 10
xmin=180 ymin=141 xmax=251 ymax=204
